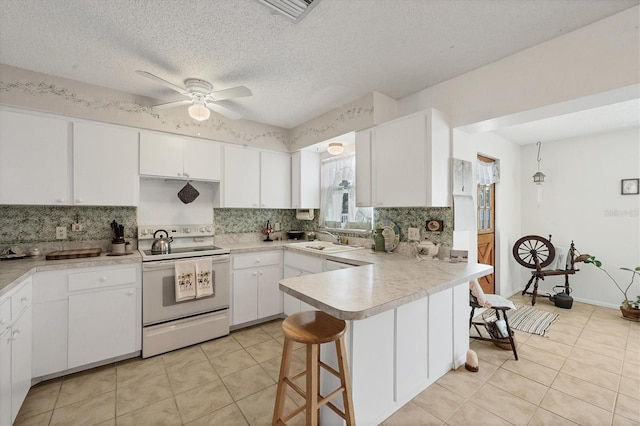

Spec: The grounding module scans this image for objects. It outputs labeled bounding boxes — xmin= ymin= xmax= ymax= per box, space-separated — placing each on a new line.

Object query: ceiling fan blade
xmin=151 ymin=99 xmax=193 ymax=110
xmin=206 ymin=86 xmax=252 ymax=102
xmin=136 ymin=70 xmax=190 ymax=96
xmin=205 ymin=102 xmax=242 ymax=120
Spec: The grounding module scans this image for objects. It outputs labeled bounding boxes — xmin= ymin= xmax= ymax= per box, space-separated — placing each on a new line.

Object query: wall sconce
xmin=327 ymin=142 xmax=344 ymax=155
xmin=532 ymin=141 xmax=545 ymax=185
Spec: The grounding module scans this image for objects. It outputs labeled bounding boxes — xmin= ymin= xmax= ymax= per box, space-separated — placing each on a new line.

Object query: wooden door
xmin=477 ymin=155 xmax=496 ymax=294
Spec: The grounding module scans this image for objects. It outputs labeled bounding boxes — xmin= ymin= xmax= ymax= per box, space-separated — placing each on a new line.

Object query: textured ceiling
xmin=0 ymin=0 xmax=638 ymax=129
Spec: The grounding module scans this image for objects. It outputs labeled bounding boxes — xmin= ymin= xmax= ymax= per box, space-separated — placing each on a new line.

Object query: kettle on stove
xmin=151 ymin=229 xmax=173 ymax=254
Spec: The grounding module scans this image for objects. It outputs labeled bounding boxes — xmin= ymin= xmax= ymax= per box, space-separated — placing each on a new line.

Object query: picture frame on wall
xmin=621 ymin=178 xmax=639 ymax=195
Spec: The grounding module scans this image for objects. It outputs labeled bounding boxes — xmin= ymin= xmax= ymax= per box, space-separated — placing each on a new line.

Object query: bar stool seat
xmin=272 ymin=310 xmax=355 ymax=426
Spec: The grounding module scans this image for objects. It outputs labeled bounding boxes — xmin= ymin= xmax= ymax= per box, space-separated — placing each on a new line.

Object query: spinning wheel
xmin=512 ymin=235 xmax=556 ymax=270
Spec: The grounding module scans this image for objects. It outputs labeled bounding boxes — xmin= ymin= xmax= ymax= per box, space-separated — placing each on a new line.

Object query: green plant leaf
xmin=595 ymin=260 xmax=602 ymax=267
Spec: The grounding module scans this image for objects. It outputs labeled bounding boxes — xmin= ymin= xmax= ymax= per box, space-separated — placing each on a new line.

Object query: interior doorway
xmin=477 ymin=155 xmax=496 ymax=294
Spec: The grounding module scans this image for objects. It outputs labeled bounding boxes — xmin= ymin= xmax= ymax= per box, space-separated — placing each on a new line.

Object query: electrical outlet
xmin=274 ymin=222 xmax=281 ymax=231
xmin=56 ymin=226 xmax=67 ymax=239
xmin=72 ymin=223 xmax=83 ymax=232
xmin=408 ymin=227 xmax=420 ymax=241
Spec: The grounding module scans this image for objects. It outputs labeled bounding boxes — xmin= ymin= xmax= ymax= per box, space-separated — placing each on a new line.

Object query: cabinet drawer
xmin=0 ymin=298 xmax=10 ymax=331
xmin=284 ymin=251 xmax=323 ymax=274
xmin=11 ymin=279 xmax=32 ymax=318
xmin=68 ymin=267 xmax=137 ymax=292
xmin=233 ymin=251 xmax=281 ymax=270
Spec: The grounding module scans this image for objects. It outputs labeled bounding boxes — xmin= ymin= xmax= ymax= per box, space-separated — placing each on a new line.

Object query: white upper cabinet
xmin=260 ymin=151 xmax=291 ymax=209
xmin=355 ymin=108 xmax=451 ymax=208
xmin=139 ymin=131 xmax=221 ymax=181
xmin=291 ymin=150 xmax=320 ymax=209
xmin=223 ymin=146 xmax=291 ymax=209
xmin=73 ymin=122 xmax=139 ymax=206
xmin=0 ymin=110 xmax=70 ymax=205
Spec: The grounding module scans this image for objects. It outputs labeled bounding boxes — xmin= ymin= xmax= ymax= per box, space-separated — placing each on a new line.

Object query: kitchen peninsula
xmin=278 ymin=247 xmax=492 ymax=425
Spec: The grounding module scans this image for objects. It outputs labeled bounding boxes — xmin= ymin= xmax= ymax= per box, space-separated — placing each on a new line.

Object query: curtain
xmin=477 ymin=159 xmax=500 ymax=185
xmin=320 ymin=154 xmax=371 ymax=229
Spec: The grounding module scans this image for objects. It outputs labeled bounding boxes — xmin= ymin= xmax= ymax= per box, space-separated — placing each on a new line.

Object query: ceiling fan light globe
xmin=327 ymin=142 xmax=344 ymax=155
xmin=188 ymin=103 xmax=210 ymax=121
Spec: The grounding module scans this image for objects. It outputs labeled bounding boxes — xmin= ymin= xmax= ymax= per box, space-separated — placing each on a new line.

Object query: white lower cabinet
xmin=0 ymin=276 xmax=32 ymax=425
xmin=283 ymin=252 xmax=323 ymax=315
xmin=231 ymin=251 xmax=283 ymax=326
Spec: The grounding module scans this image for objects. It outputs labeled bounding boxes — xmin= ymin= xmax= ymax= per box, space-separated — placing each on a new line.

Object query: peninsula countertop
xmin=278 ymin=248 xmax=493 ymax=321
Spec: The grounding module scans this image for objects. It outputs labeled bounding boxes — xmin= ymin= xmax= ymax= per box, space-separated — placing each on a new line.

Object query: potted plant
xmin=580 ymin=255 xmax=640 ymax=320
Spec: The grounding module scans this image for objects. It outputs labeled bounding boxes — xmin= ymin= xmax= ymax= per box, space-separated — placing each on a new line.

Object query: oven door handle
xmin=142 ymin=255 xmax=230 ymax=271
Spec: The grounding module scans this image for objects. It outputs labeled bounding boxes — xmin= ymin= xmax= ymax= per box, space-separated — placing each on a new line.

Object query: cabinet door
xmin=291 ymin=150 xmax=320 ymax=209
xmin=260 ymin=151 xmax=291 ymax=208
xmin=428 ymin=288 xmax=453 ymax=379
xmin=11 ymin=306 xmax=32 ymax=423
xmin=282 ymin=266 xmax=304 ymax=316
xmin=232 ymin=268 xmax=258 ymax=325
xmin=224 ymin=146 xmax=260 ymax=208
xmin=396 ymin=298 xmax=429 ymax=401
xmin=68 ymin=286 xmax=137 ymax=369
xmin=257 ymin=265 xmax=283 ymax=318
xmin=373 ymin=113 xmax=427 ymax=207
xmin=32 ymin=300 xmax=68 ymax=377
xmin=355 ymin=129 xmax=372 ymax=207
xmin=73 ymin=122 xmax=139 ymax=206
xmin=0 ymin=328 xmax=10 ymax=426
xmin=183 ymin=137 xmax=222 ymax=181
xmin=139 ymin=131 xmax=184 ymax=178
xmin=0 ymin=110 xmax=70 ymax=204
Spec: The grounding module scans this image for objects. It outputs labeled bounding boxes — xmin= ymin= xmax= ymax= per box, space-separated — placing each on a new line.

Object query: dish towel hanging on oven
xmin=175 ymin=260 xmax=197 ymax=301
xmin=195 ymin=258 xmax=214 ymax=298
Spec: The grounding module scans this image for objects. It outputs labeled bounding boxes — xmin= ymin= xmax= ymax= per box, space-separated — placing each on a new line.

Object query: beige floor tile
xmin=435 ymin=367 xmax=487 ymax=399
xmin=221 ymin=364 xmax=275 ymax=401
xmin=260 ymin=354 xmax=306 ymax=383
xmin=259 ymin=320 xmax=284 ymax=338
xmin=15 ymin=378 xmax=61 ymax=420
xmin=116 ymin=372 xmax=173 ymax=416
xmin=471 ymin=382 xmax=537 ymax=425
xmin=445 ymin=401 xmax=511 ymax=426
xmin=95 ymin=418 xmax=115 ymax=426
xmin=167 ymin=359 xmax=219 ymax=394
xmin=209 ymin=349 xmax=257 ymax=377
xmin=13 ymin=410 xmax=53 ymax=426
xmin=245 ymin=339 xmax=284 ymax=363
xmin=619 ymin=376 xmax=640 ymax=400
xmin=411 ymin=383 xmax=465 ymax=421
xmin=551 ymin=372 xmax=616 ymax=411
xmin=628 ymin=339 xmax=640 ymax=353
xmin=185 ymin=403 xmax=249 ymax=425
xmin=540 ymin=388 xmax=612 ymax=425
xmin=116 ymin=397 xmax=181 ymax=425
xmin=174 ymin=379 xmax=235 ymax=424
xmin=555 ymin=313 xmax=590 ymax=329
xmin=487 ymin=368 xmax=548 ymax=405
xmin=468 ymin=340 xmax=514 ymax=367
xmin=235 ymin=384 xmax=278 ymax=426
xmin=382 ymin=401 xmax=442 ymax=425
xmin=116 ymin=355 xmax=165 ymax=388
xmin=232 ymin=326 xmax=274 ymax=348
xmin=50 ymin=390 xmax=116 ymax=426
xmin=527 ymin=407 xmax=578 ymax=425
xmin=560 ymin=358 xmax=620 ymax=391
xmin=622 ymin=361 xmax=640 ymax=380
xmin=162 ymin=345 xmax=209 ymax=371
xmin=546 ymin=329 xmax=579 ymax=346
xmin=525 ymin=334 xmax=573 ymax=357
xmin=613 ymin=413 xmax=640 ymax=426
xmin=574 ymin=337 xmax=627 ymax=360
xmin=568 ymin=346 xmax=624 ymax=375
xmin=56 ymin=367 xmax=116 ymax=408
xmin=615 ymin=394 xmax=640 ymax=422
xmin=501 ymin=357 xmax=558 ymax=386
xmin=550 ymin=321 xmax=584 ymax=337
xmin=517 ymin=343 xmax=566 ymax=370
xmin=580 ymin=328 xmax=628 ymax=349
xmin=200 ymin=334 xmax=243 ymax=359
xmin=626 ymin=349 xmax=640 ymax=365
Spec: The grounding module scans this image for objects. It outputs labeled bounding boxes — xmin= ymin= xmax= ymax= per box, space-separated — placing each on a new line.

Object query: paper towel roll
xmin=295 ymin=209 xmax=314 ymax=220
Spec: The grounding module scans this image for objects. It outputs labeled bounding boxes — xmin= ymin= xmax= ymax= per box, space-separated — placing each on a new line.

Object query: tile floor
xmin=14 ymin=295 xmax=640 ymax=426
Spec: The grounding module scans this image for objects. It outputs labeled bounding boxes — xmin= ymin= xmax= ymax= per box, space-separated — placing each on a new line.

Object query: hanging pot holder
xmin=178 ymin=182 xmax=200 ymax=204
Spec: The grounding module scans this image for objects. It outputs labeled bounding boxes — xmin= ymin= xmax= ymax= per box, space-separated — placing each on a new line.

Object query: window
xmin=320 ymin=154 xmax=372 ymax=230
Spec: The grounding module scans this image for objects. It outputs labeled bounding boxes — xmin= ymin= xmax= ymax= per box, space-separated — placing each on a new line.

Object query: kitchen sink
xmin=287 ymin=240 xmax=362 ymax=254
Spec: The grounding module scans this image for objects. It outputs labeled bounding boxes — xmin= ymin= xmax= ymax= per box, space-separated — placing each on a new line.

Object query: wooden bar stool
xmin=272 ymin=310 xmax=355 ymax=426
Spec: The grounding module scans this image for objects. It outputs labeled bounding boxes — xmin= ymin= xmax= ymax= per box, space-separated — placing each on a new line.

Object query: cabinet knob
xmin=177 ymin=172 xmax=182 ymax=177
xmin=184 ymin=172 xmax=190 ymax=178
xmin=127 ymin=290 xmax=134 ymax=296
xmin=20 ymin=296 xmax=28 ymax=303
xmin=76 ymin=198 xmax=83 ymax=203
xmin=12 ymin=329 xmax=20 ymax=340
xmin=259 ymin=271 xmax=264 ymax=276
xmin=252 ymin=272 xmax=257 ymax=276
xmin=56 ymin=198 xmax=65 ymax=203
xmin=100 ymin=276 xmax=108 ymax=282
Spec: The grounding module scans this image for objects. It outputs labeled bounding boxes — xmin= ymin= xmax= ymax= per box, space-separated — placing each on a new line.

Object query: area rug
xmin=484 ymin=306 xmax=559 ymax=336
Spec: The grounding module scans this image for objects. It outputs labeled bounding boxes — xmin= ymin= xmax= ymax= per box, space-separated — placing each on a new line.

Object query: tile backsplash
xmin=0 ymin=205 xmax=453 ymax=248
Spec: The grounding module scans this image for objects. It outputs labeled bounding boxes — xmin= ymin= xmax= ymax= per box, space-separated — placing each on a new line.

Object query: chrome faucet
xmin=317 ymin=230 xmax=340 ymax=243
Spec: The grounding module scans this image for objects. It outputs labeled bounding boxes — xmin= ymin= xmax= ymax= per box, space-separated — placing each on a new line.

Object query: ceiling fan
xmin=136 ymin=70 xmax=252 ymax=121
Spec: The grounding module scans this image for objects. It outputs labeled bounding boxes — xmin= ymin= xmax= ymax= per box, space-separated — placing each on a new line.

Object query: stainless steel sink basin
xmin=287 ymin=240 xmax=362 ymax=254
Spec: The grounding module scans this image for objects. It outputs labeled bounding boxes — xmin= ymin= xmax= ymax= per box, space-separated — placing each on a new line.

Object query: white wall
xmin=519 ymin=128 xmax=640 ymax=308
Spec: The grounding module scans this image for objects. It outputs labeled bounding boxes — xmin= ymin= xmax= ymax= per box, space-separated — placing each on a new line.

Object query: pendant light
xmin=532 ymin=141 xmax=545 ymax=185
xmin=188 ymin=99 xmax=210 ymax=121
xmin=327 ymin=142 xmax=344 ymax=155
